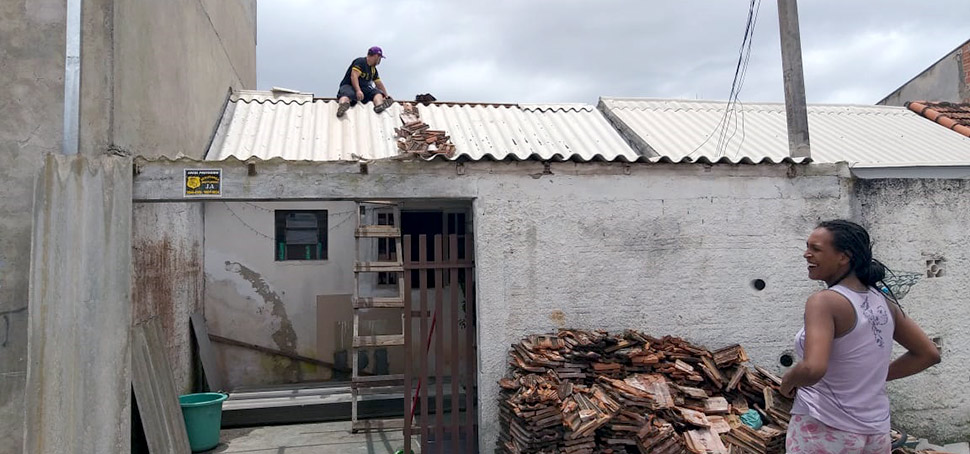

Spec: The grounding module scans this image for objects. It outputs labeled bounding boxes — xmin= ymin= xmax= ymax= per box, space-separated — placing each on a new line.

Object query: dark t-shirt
xmin=340 ymin=57 xmax=380 ymax=87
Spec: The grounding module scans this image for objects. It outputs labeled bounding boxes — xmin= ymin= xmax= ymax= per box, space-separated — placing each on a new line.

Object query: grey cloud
xmin=257 ymin=1 xmax=970 ymax=104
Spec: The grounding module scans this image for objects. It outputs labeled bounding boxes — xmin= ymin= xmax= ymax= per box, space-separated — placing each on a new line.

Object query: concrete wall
xmin=115 ymin=0 xmax=256 ymax=397
xmin=469 ymin=165 xmax=852 ymax=450
xmin=879 ymin=40 xmax=970 ymax=106
xmin=0 ymin=0 xmax=255 ymax=450
xmin=132 ymin=203 xmax=205 ymax=394
xmin=204 ymin=201 xmax=358 ymax=388
xmin=203 ymin=201 xmax=469 ymax=388
xmin=0 ymin=1 xmax=67 ymax=451
xmin=131 ymin=159 xmax=970 ymax=447
xmin=467 ymin=166 xmax=970 ymax=446
xmin=856 ymin=178 xmax=970 ymax=441
xmin=104 ymin=0 xmax=257 ymax=158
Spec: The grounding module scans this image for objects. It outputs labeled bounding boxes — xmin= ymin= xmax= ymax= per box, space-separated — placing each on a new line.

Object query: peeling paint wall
xmin=132 ymin=203 xmax=204 ymax=393
xmin=204 ymin=201 xmax=477 ymax=387
xmin=204 ymin=201 xmax=357 ymax=388
xmin=855 ymin=179 xmax=970 ymax=441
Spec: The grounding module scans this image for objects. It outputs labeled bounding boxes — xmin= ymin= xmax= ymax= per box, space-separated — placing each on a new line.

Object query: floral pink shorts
xmin=786 ymin=415 xmax=891 ymax=454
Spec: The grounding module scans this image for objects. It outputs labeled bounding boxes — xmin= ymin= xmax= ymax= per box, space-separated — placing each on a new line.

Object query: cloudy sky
xmin=257 ymin=1 xmax=969 ymax=105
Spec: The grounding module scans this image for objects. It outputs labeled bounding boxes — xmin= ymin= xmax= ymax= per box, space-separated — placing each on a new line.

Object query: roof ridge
xmin=603 ymin=104 xmax=911 ymax=116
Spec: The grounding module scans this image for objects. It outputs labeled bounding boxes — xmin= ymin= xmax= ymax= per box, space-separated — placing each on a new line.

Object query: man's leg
xmin=336 ymin=85 xmax=356 ymax=118
xmin=336 ymin=98 xmax=351 ymax=117
xmin=359 ymin=86 xmax=389 ymax=113
xmin=372 ymin=90 xmax=394 ymax=113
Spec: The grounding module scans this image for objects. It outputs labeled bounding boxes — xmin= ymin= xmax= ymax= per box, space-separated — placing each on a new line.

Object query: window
xmin=274 ymin=210 xmax=328 ymax=261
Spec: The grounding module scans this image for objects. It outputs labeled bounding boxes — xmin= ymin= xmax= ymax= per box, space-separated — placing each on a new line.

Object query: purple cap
xmin=368 ymin=46 xmax=385 ymax=58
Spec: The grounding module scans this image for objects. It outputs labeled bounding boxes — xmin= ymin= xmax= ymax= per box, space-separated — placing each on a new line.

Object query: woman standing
xmin=781 ymin=220 xmax=940 ymax=453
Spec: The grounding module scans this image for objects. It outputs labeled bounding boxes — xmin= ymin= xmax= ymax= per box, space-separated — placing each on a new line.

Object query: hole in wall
xmin=751 ymin=279 xmax=767 ymax=291
xmin=779 ymin=352 xmax=794 ymax=367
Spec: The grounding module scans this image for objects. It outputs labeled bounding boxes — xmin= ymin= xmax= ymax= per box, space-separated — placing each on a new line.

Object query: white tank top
xmin=791 ymin=285 xmax=895 ymax=434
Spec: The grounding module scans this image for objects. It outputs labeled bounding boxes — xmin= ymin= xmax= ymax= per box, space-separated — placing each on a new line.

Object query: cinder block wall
xmin=856 ymin=178 xmax=970 ymax=442
xmin=470 ymin=166 xmax=969 ymax=447
xmin=470 ymin=164 xmax=854 ymax=449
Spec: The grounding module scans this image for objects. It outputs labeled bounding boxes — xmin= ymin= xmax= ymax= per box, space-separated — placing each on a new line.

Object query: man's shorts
xmin=337 ymin=84 xmax=383 ymax=105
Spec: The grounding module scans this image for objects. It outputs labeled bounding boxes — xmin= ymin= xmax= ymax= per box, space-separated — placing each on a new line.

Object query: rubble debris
xmin=414 ymin=93 xmax=437 ymax=105
xmin=394 ymin=103 xmax=456 ymax=158
xmin=498 ymin=329 xmax=792 ymax=454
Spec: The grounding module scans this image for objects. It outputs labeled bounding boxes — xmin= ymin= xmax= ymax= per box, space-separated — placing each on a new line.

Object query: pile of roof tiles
xmin=497 ymin=329 xmax=792 ymax=454
xmin=395 ymin=103 xmax=456 ymax=157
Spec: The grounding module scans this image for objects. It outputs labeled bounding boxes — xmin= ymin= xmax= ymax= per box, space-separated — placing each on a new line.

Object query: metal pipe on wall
xmin=62 ymin=0 xmax=81 ymax=155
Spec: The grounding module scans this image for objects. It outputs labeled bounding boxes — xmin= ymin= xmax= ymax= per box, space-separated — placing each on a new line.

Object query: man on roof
xmin=336 ymin=46 xmax=393 ymax=118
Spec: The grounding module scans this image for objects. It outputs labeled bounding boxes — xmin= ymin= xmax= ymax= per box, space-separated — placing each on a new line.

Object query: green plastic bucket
xmin=179 ymin=392 xmax=228 ymax=452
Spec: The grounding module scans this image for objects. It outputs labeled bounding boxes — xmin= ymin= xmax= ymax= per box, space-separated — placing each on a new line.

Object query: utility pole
xmin=777 ymin=0 xmax=811 ymax=159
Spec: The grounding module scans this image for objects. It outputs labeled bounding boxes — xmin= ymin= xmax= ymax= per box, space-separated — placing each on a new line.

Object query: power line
xmin=717 ymin=0 xmax=762 ymax=159
xmin=727 ymin=0 xmax=762 ymax=159
xmin=688 ymin=0 xmax=762 ymax=160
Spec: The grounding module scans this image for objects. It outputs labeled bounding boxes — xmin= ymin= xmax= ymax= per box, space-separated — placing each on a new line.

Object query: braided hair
xmin=817 ymin=220 xmax=904 ymax=314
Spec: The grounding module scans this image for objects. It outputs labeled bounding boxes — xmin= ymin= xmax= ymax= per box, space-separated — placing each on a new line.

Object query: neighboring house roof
xmin=206 ymin=90 xmax=641 ymax=162
xmin=877 ymin=38 xmax=970 ymax=106
xmin=907 ymin=101 xmax=970 ymax=137
xmin=598 ymin=97 xmax=970 ymax=165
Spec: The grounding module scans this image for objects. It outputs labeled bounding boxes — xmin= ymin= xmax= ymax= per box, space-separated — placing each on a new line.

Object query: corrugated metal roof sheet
xmin=206 ymin=90 xmax=640 ymax=162
xmin=599 ymin=97 xmax=970 ymax=165
xmin=207 ymin=91 xmax=404 ymax=161
xmin=418 ymin=103 xmax=638 ymax=161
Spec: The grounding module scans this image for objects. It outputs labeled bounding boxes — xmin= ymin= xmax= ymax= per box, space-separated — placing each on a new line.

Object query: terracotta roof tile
xmin=907 ymin=101 xmax=970 ymax=138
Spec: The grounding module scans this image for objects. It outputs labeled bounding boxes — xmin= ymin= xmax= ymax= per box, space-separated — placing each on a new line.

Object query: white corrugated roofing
xmin=206 ymin=90 xmax=639 ymax=162
xmin=207 ymin=91 xmax=403 ymax=161
xmin=599 ymin=97 xmax=970 ymax=165
xmin=418 ymin=103 xmax=637 ymax=161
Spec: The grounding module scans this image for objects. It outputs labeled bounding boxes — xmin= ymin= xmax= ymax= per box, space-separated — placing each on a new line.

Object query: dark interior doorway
xmin=402 ymin=211 xmax=467 ymax=288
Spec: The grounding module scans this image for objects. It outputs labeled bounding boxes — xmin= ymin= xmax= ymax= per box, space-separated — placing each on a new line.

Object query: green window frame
xmin=274 ymin=210 xmax=328 ymax=261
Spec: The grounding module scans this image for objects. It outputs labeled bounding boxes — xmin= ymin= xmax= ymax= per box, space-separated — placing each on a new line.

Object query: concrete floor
xmin=208 ymin=421 xmax=419 ymax=454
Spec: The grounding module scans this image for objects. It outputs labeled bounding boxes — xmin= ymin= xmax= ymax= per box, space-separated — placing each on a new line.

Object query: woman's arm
xmin=887 ymin=303 xmax=940 ymax=381
xmin=781 ymin=292 xmax=838 ymax=397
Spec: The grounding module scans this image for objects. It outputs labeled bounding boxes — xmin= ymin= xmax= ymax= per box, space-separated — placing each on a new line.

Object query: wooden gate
xmin=403 ymin=234 xmax=478 ymax=454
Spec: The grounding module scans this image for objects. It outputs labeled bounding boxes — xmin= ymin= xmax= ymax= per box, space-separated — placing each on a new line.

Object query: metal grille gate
xmin=403 ymin=234 xmax=478 ymax=454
